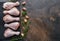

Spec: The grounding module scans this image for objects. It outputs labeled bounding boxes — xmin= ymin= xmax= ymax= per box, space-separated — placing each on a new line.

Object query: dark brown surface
xmin=22 ymin=0 xmax=60 ymax=41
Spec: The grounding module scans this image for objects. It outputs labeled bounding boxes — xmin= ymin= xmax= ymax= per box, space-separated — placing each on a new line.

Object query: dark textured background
xmin=0 ymin=0 xmax=60 ymax=41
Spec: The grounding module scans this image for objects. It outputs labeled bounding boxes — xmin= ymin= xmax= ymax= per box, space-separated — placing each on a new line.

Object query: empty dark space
xmin=0 ymin=0 xmax=60 ymax=41
xmin=24 ymin=0 xmax=60 ymax=41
